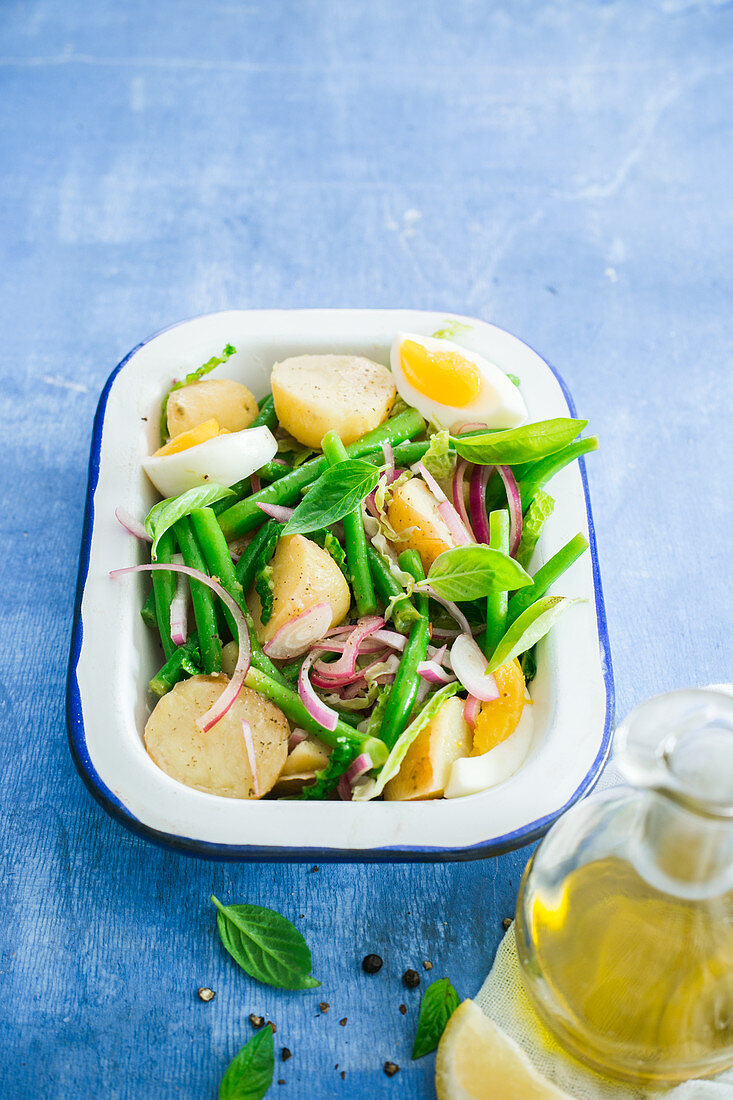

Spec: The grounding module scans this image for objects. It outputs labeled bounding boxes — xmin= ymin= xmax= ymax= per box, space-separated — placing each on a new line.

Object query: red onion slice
xmin=263 ymin=603 xmax=333 ymax=659
xmin=369 ymin=628 xmax=408 ymax=651
xmin=451 ymin=460 xmax=474 ymax=537
xmin=169 ymin=558 xmax=188 ymax=645
xmin=464 ymin=694 xmax=481 ymax=730
xmin=346 ymin=752 xmax=373 ymax=785
xmin=469 ymin=464 xmax=493 ymax=544
xmin=314 ymin=616 xmax=384 ymax=679
xmin=418 ymin=462 xmax=473 ymax=545
xmin=497 ymin=465 xmax=523 ymax=557
xmin=241 ymin=719 xmax=260 ymax=797
xmin=298 ymin=650 xmax=340 ymax=731
xmin=310 ymin=651 xmax=389 ymax=690
xmin=257 ymin=501 xmax=295 ymax=522
xmin=115 ymin=507 xmax=151 ymax=542
xmin=337 ymin=775 xmax=353 ymax=801
xmin=110 ymin=563 xmax=251 ymax=731
xmin=417 ymin=660 xmax=454 ymax=685
xmin=419 ymin=586 xmax=472 ymax=635
xmin=450 ymin=634 xmax=500 ymax=701
xmin=381 ymin=441 xmax=395 ymax=475
xmin=250 ymin=473 xmax=262 ymax=494
xmin=288 ymin=729 xmax=307 ymax=752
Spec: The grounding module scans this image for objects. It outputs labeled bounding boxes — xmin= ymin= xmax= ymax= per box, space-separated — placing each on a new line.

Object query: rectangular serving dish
xmin=67 ymin=309 xmax=614 ymax=861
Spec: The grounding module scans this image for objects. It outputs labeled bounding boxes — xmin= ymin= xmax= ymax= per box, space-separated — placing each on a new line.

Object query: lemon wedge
xmin=435 ymin=1001 xmax=573 ymax=1100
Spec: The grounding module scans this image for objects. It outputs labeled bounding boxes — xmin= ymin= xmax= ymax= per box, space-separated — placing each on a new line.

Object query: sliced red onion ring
xmin=314 ymin=616 xmax=384 ymax=679
xmin=110 ymin=563 xmax=251 ymax=731
xmin=346 ymin=752 xmax=373 ymax=785
xmin=455 ymin=421 xmax=487 ymax=434
xmin=381 ymin=441 xmax=395 ymax=475
xmin=419 ymin=586 xmax=472 ymax=635
xmin=263 ymin=603 xmax=333 ymax=659
xmin=497 ymin=465 xmax=523 ymax=557
xmin=169 ymin=556 xmax=188 ymax=645
xmin=451 ymin=460 xmax=474 ymax=537
xmin=310 ymin=651 xmax=389 ymax=690
xmin=337 ymin=775 xmax=353 ymax=801
xmin=369 ymin=628 xmax=408 ymax=651
xmin=417 ymin=461 xmax=447 ymax=503
xmin=250 ymin=473 xmax=262 ymax=494
xmin=257 ymin=501 xmax=295 ymax=522
xmin=298 ymin=650 xmax=340 ymax=731
xmin=417 ymin=462 xmax=473 ymax=546
xmin=417 ymin=660 xmax=454 ymax=685
xmin=450 ymin=634 xmax=500 ymax=701
xmin=115 ymin=507 xmax=151 ymax=542
xmin=464 ymin=694 xmax=481 ymax=730
xmin=241 ymin=719 xmax=260 ymax=797
xmin=288 ymin=729 xmax=307 ymax=752
xmin=469 ymin=463 xmax=493 ymax=544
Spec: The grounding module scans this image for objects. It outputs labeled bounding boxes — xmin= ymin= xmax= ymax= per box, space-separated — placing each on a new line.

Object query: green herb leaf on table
xmin=145 ymin=485 xmax=236 ymax=560
xmin=487 ymin=595 xmax=581 ymax=674
xmin=211 ymin=897 xmax=320 ymax=990
xmin=160 ymin=343 xmax=237 ymax=443
xmin=283 ymin=460 xmax=381 ymax=536
xmin=219 ymin=1023 xmax=274 ymax=1100
xmin=515 ymin=490 xmax=554 ymax=568
xmin=452 ymin=418 xmax=587 ymax=466
xmin=412 ymin=978 xmax=461 ymax=1059
xmin=423 ymin=546 xmax=532 ymax=602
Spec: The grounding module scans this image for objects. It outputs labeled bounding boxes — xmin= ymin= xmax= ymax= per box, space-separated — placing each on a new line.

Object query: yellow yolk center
xmin=400 ymin=339 xmax=482 ymax=408
xmin=154 ymin=418 xmax=224 ymax=456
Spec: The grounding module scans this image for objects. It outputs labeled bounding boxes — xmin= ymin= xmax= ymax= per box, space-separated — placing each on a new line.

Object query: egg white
xmin=443 ymin=693 xmax=534 ymax=799
xmin=142 ymin=425 xmax=277 ymax=499
xmin=390 ymin=332 xmax=527 ymax=431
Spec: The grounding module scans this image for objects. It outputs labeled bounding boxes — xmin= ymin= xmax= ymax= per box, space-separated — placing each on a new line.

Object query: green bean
xmin=507 ymin=534 xmax=589 ymax=625
xmin=149 ymin=633 xmax=201 ymax=696
xmin=188 ymin=507 xmax=287 ymax=686
xmin=251 ymin=459 xmax=293 ymax=484
xmin=217 ymin=408 xmax=425 ymax=540
xmin=483 ymin=510 xmax=510 ymax=657
xmin=140 ymin=588 xmax=158 ymax=630
xmin=173 ymin=517 xmax=222 ymax=673
xmin=244 ymin=666 xmax=388 ymax=765
xmin=252 ymin=392 xmax=277 ymax=430
xmin=365 ymin=543 xmax=420 ymax=634
xmin=234 ymin=519 xmax=283 ymax=590
xmin=151 ymin=529 xmax=177 ymax=660
xmin=379 ymin=550 xmax=430 ymax=750
xmin=518 ymin=437 xmax=599 ymax=512
xmin=321 ymin=431 xmax=377 ymax=616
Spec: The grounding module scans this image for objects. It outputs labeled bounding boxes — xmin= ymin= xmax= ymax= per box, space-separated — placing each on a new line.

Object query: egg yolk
xmin=154 ymin=418 xmax=223 ymax=456
xmin=471 ymin=658 xmax=527 ymax=756
xmin=400 ymin=339 xmax=482 ymax=408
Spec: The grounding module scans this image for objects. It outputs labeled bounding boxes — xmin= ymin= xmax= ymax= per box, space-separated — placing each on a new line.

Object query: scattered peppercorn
xmin=249 ymin=1014 xmax=265 ymax=1029
xmin=384 ymin=1061 xmax=400 ymax=1077
xmin=197 ymin=987 xmax=216 ymax=1002
xmin=422 ymin=960 xmax=433 ymax=971
xmin=281 ymin=1048 xmax=292 ymax=1062
xmin=362 ymin=953 xmax=383 ymax=974
xmin=502 ymin=917 xmax=513 ymax=930
xmin=340 ymin=1071 xmax=346 ymax=1080
xmin=270 ymin=1022 xmax=277 ymax=1033
xmin=278 ymin=1079 xmax=285 ymax=1086
xmin=398 ymin=1004 xmax=407 ymax=1015
xmin=339 ymin=1017 xmax=348 ymax=1026
xmin=319 ymin=1002 xmax=330 ymax=1013
xmin=402 ymin=969 xmax=420 ymax=989
xmin=311 ymin=865 xmax=319 ymax=872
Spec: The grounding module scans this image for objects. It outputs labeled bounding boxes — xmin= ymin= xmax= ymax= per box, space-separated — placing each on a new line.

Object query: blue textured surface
xmin=1 ymin=1 xmax=732 ymax=1097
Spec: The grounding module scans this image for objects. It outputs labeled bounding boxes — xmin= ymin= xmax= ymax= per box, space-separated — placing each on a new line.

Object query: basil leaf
xmin=487 ymin=595 xmax=580 ymax=674
xmin=283 ymin=460 xmax=380 ymax=535
xmin=219 ymin=1024 xmax=274 ymax=1100
xmin=452 ymin=418 xmax=587 ymax=466
xmin=516 ymin=490 xmax=554 ymax=568
xmin=211 ymin=896 xmax=320 ymax=990
xmin=160 ymin=343 xmax=236 ymax=443
xmin=145 ymin=485 xmax=235 ymax=560
xmin=412 ymin=978 xmax=461 ymax=1059
xmin=424 ymin=546 xmax=532 ymax=602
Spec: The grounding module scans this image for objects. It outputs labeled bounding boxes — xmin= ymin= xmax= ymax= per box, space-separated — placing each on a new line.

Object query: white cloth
xmin=474 ymin=685 xmax=733 ymax=1099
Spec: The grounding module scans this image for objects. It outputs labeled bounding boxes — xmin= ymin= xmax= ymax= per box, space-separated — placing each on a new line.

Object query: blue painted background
xmin=2 ymin=1 xmax=732 ymax=1096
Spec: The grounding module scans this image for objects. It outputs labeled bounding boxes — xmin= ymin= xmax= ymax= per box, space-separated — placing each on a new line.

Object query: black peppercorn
xmin=384 ymin=1061 xmax=400 ymax=1077
xmin=249 ymin=1013 xmax=265 ymax=1029
xmin=362 ymin=953 xmax=383 ymax=974
xmin=502 ymin=916 xmax=513 ymax=930
xmin=402 ymin=969 xmax=420 ymax=989
xmin=281 ymin=1048 xmax=292 ymax=1062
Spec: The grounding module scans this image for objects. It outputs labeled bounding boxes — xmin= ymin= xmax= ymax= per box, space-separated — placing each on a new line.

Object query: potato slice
xmin=247 ymin=533 xmax=351 ymax=645
xmin=144 ymin=674 xmax=288 ymax=799
xmin=386 ymin=477 xmax=458 ymax=573
xmin=167 ymin=379 xmax=258 ymax=438
xmin=271 ymin=354 xmax=396 ymax=449
xmin=280 ymin=736 xmax=331 ymax=777
xmin=384 ymin=696 xmax=472 ymax=801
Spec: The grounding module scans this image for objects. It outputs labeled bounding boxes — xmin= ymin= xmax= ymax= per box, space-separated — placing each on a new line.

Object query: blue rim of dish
xmin=66 ymin=313 xmax=615 ymax=862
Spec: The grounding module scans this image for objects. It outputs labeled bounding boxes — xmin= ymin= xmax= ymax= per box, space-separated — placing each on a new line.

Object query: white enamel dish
xmin=67 ymin=309 xmax=614 ymax=861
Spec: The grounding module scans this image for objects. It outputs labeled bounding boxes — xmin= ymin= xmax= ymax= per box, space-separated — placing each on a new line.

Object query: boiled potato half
xmin=384 ymin=696 xmax=472 ymax=801
xmin=271 ymin=354 xmax=396 ymax=449
xmin=387 ymin=477 xmax=458 ymax=572
xmin=247 ymin=533 xmax=351 ymax=645
xmin=167 ymin=378 xmax=258 ymax=438
xmin=144 ymin=674 xmax=289 ymax=799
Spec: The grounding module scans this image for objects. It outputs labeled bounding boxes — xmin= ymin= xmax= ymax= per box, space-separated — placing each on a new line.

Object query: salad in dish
xmin=112 ymin=328 xmax=597 ymax=803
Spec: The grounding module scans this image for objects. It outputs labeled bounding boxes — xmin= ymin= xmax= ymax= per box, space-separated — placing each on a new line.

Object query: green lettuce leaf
xmin=422 ymin=429 xmax=455 ymax=481
xmin=487 ymin=595 xmax=581 ymax=673
xmin=516 ymin=490 xmax=554 ymax=568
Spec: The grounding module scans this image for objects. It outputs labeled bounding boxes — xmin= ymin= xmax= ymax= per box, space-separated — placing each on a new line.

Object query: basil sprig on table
xmin=212 ymin=897 xmax=320 ymax=990
xmin=283 ymin=459 xmax=380 ymax=535
xmin=486 ymin=595 xmax=580 ymax=674
xmin=452 ymin=417 xmax=587 ymax=465
xmin=412 ymin=978 xmax=461 ymax=1059
xmin=146 ymin=484 xmax=235 ymax=559
xmin=159 ymin=342 xmax=236 ymax=443
xmin=219 ymin=1024 xmax=274 ymax=1100
xmin=421 ymin=545 xmax=532 ymax=602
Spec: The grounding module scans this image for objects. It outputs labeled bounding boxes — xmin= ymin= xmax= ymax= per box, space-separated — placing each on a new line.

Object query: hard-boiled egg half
xmin=390 ymin=332 xmax=526 ymax=431
xmin=142 ymin=417 xmax=277 ymax=499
